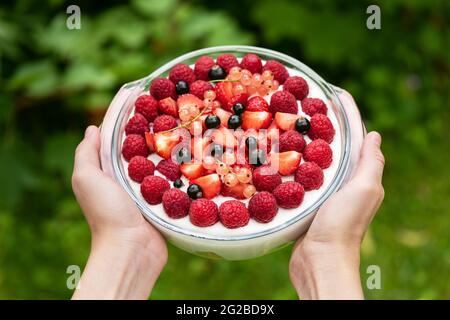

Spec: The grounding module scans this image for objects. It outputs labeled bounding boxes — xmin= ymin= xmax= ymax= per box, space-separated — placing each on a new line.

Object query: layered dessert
xmin=120 ymin=52 xmax=341 ymax=237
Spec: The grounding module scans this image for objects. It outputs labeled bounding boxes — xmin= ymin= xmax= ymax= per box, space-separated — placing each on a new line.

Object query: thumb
xmin=353 ymin=131 xmax=385 ymax=184
xmin=74 ymin=125 xmax=101 ymax=173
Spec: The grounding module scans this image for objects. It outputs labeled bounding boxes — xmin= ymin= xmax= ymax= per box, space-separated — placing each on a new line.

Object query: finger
xmin=74 ymin=126 xmax=101 ymax=172
xmin=354 ymin=131 xmax=385 ymax=184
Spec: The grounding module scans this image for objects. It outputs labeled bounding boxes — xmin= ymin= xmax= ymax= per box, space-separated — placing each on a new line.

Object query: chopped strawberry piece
xmin=177 ymin=93 xmax=204 ymax=112
xmin=144 ymin=132 xmax=156 ymax=153
xmin=246 ymin=96 xmax=269 ymax=112
xmin=221 ymin=183 xmax=251 ymax=200
xmin=274 ymin=112 xmax=300 ymax=131
xmin=270 ymin=151 xmax=302 ymax=176
xmin=191 ymin=174 xmax=222 ymax=199
xmin=214 ymin=82 xmax=234 ymax=111
xmin=153 ymin=132 xmax=181 ymax=159
xmin=158 ymin=97 xmax=178 ymax=117
xmin=241 ymin=111 xmax=273 ymax=130
xmin=180 ymin=162 xmax=205 ymax=180
xmin=210 ymin=126 xmax=237 ymax=148
xmin=228 ymin=92 xmax=249 ymax=110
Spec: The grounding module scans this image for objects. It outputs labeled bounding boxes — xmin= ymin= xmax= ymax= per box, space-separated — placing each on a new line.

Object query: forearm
xmin=72 ymin=235 xmax=163 ymax=300
xmin=290 ymin=243 xmax=363 ymax=300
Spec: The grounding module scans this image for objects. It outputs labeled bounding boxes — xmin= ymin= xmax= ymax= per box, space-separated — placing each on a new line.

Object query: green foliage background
xmin=0 ymin=0 xmax=449 ymax=299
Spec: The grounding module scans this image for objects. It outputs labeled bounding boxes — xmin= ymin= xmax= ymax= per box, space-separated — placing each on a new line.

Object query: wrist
xmin=290 ymin=241 xmax=363 ymax=300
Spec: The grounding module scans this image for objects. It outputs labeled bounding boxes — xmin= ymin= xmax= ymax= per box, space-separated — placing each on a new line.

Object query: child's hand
xmin=289 ymin=131 xmax=385 ymax=299
xmin=71 ymin=126 xmax=167 ymax=299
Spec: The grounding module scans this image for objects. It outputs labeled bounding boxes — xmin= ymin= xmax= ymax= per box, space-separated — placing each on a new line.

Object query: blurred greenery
xmin=0 ymin=0 xmax=449 ymax=299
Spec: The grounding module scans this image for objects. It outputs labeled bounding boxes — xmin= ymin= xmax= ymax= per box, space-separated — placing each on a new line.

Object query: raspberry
xmin=128 ymin=156 xmax=155 ymax=182
xmin=247 ymin=96 xmax=269 ymax=112
xmin=216 ymin=53 xmax=239 ymax=73
xmin=189 ymin=199 xmax=219 ymax=227
xmin=153 ymin=115 xmax=178 ymax=133
xmin=150 ymin=78 xmax=176 ymax=100
xmin=158 ymin=97 xmax=178 ymax=117
xmin=169 ymin=63 xmax=196 ymax=85
xmin=273 ymin=182 xmax=305 ymax=209
xmin=240 ymin=53 xmax=262 ymax=74
xmin=189 ymin=80 xmax=213 ymax=99
xmin=156 ymin=159 xmax=181 ymax=181
xmin=283 ymin=76 xmax=309 ymax=100
xmin=303 ymin=139 xmax=333 ymax=169
xmin=135 ymin=95 xmax=159 ymax=122
xmin=279 ymin=130 xmax=306 ymax=153
xmin=194 ymin=56 xmax=215 ymax=81
xmin=307 ymin=114 xmax=335 ymax=143
xmin=262 ymin=60 xmax=289 ymax=84
xmin=295 ymin=162 xmax=324 ymax=191
xmin=252 ymin=165 xmax=282 ymax=192
xmin=125 ymin=113 xmax=149 ymax=136
xmin=122 ymin=134 xmax=149 ymax=161
xmin=141 ymin=175 xmax=170 ymax=205
xmin=219 ymin=200 xmax=250 ymax=229
xmin=301 ymin=98 xmax=327 ymax=116
xmin=162 ymin=189 xmax=191 ymax=218
xmin=248 ymin=191 xmax=278 ymax=223
xmin=269 ymin=91 xmax=298 ymax=114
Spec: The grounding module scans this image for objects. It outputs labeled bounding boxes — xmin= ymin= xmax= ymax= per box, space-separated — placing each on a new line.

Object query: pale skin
xmin=71 ymin=126 xmax=384 ymax=300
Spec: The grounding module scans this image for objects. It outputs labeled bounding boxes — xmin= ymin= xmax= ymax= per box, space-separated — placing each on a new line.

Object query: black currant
xmin=187 ymin=184 xmax=203 ymax=199
xmin=208 ymin=65 xmax=226 ymax=80
xmin=173 ymin=179 xmax=184 ymax=188
xmin=228 ymin=115 xmax=242 ymax=129
xmin=232 ymin=103 xmax=245 ymax=115
xmin=295 ymin=117 xmax=311 ymax=134
xmin=205 ymin=115 xmax=221 ymax=129
xmin=175 ymin=81 xmax=189 ymax=95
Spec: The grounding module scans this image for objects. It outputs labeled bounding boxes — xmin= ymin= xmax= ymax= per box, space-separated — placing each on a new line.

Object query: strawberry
xmin=213 ymin=108 xmax=232 ymax=127
xmin=144 ymin=131 xmax=156 ymax=153
xmin=228 ymin=93 xmax=249 ymax=110
xmin=266 ymin=122 xmax=280 ymax=143
xmin=191 ymin=174 xmax=222 ymax=199
xmin=274 ymin=112 xmax=300 ymax=131
xmin=221 ymin=183 xmax=251 ymax=199
xmin=214 ymin=81 xmax=234 ymax=111
xmin=270 ymin=151 xmax=302 ymax=176
xmin=180 ymin=162 xmax=205 ymax=180
xmin=153 ymin=131 xmax=181 ymax=159
xmin=177 ymin=94 xmax=204 ymax=112
xmin=241 ymin=111 xmax=273 ymax=130
xmin=246 ymin=96 xmax=269 ymax=112
xmin=158 ymin=97 xmax=178 ymax=117
xmin=210 ymin=126 xmax=237 ymax=149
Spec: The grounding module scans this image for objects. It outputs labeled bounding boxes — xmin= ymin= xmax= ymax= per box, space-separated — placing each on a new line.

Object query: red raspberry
xmin=153 ymin=115 xmax=178 ymax=133
xmin=156 ymin=159 xmax=181 ymax=181
xmin=189 ymin=199 xmax=219 ymax=227
xmin=125 ymin=113 xmax=149 ymax=136
xmin=301 ymin=98 xmax=327 ymax=116
xmin=269 ymin=91 xmax=298 ymax=114
xmin=219 ymin=200 xmax=250 ymax=229
xmin=189 ymin=80 xmax=213 ymax=99
xmin=128 ymin=156 xmax=155 ymax=182
xmin=307 ymin=114 xmax=335 ymax=143
xmin=262 ymin=60 xmax=289 ymax=84
xmin=273 ymin=181 xmax=305 ymax=209
xmin=122 ymin=134 xmax=149 ymax=161
xmin=283 ymin=76 xmax=309 ymax=100
xmin=295 ymin=162 xmax=324 ymax=191
xmin=248 ymin=191 xmax=278 ymax=223
xmin=303 ymin=139 xmax=333 ymax=169
xmin=162 ymin=189 xmax=191 ymax=218
xmin=247 ymin=96 xmax=269 ymax=112
xmin=135 ymin=95 xmax=158 ymax=122
xmin=194 ymin=56 xmax=215 ymax=81
xmin=252 ymin=165 xmax=282 ymax=192
xmin=158 ymin=97 xmax=178 ymax=117
xmin=169 ymin=64 xmax=195 ymax=85
xmin=240 ymin=53 xmax=262 ymax=74
xmin=140 ymin=175 xmax=170 ymax=205
xmin=279 ymin=130 xmax=306 ymax=153
xmin=150 ymin=78 xmax=176 ymax=100
xmin=216 ymin=54 xmax=239 ymax=73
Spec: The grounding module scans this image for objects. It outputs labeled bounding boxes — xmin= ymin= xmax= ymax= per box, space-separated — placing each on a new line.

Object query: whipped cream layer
xmin=121 ymin=63 xmax=342 ymax=238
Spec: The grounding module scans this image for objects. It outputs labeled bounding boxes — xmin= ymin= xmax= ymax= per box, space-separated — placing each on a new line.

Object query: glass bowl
xmin=100 ymin=45 xmax=365 ymax=260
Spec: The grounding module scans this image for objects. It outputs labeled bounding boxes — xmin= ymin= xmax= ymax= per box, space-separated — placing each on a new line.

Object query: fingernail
xmin=85 ymin=126 xmax=96 ymax=138
xmin=369 ymin=131 xmax=382 ymax=146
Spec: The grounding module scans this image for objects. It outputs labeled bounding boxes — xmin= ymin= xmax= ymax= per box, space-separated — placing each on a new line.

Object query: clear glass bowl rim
xmin=110 ymin=45 xmax=352 ymax=241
